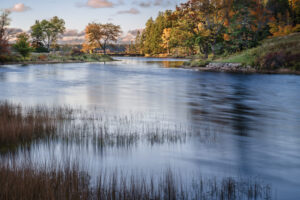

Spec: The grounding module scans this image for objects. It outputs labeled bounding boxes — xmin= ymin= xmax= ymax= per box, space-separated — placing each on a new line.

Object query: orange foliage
xmin=223 ymin=33 xmax=230 ymax=41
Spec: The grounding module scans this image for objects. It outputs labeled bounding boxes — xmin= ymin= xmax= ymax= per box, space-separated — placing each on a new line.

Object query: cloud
xmin=85 ymin=0 xmax=113 ymax=8
xmin=134 ymin=0 xmax=174 ymax=8
xmin=7 ymin=28 xmax=24 ymax=42
xmin=58 ymin=29 xmax=85 ymax=44
xmin=119 ymin=28 xmax=143 ymax=44
xmin=138 ymin=2 xmax=151 ymax=7
xmin=9 ymin=3 xmax=31 ymax=12
xmin=63 ymin=29 xmax=85 ymax=37
xmin=117 ymin=8 xmax=140 ymax=15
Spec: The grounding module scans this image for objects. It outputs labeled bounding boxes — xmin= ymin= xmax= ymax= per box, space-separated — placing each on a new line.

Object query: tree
xmin=174 ymin=0 xmax=227 ymax=58
xmin=162 ymin=28 xmax=172 ymax=54
xmin=0 ymin=10 xmax=10 ymax=59
xmin=289 ymin=0 xmax=300 ymax=24
xmin=13 ymin=33 xmax=33 ymax=58
xmin=30 ymin=16 xmax=65 ymax=51
xmin=224 ymin=0 xmax=271 ymax=52
xmin=84 ymin=23 xmax=122 ymax=54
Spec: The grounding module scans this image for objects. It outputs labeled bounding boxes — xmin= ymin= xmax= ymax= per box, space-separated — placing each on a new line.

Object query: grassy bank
xmin=0 ymin=163 xmax=272 ymax=200
xmin=185 ymin=33 xmax=300 ymax=72
xmin=0 ymin=53 xmax=114 ymax=65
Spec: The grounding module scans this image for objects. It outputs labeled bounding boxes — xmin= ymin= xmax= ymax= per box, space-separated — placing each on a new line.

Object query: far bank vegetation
xmin=0 ymin=13 xmax=122 ymax=64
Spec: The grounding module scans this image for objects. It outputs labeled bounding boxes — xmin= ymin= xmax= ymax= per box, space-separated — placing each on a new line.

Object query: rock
xmin=203 ymin=62 xmax=256 ymax=73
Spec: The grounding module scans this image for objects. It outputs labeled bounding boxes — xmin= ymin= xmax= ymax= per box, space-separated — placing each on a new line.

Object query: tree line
xmin=0 ymin=11 xmax=122 ymax=60
xmin=134 ymin=0 xmax=300 ymax=57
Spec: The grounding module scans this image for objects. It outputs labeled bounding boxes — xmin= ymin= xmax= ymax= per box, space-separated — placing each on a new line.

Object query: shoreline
xmin=0 ymin=60 xmax=116 ymax=66
xmin=181 ymin=62 xmax=300 ymax=75
xmin=1 ymin=59 xmax=300 ymax=75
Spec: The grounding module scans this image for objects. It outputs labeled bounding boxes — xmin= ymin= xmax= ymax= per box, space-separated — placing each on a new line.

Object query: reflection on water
xmin=1 ymin=57 xmax=300 ymax=199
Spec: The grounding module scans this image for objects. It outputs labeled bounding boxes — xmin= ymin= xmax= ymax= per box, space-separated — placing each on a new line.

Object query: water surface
xmin=1 ymin=57 xmax=300 ymax=199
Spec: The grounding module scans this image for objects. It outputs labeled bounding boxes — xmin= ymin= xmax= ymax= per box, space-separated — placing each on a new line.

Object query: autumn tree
xmin=13 ymin=33 xmax=33 ymax=58
xmin=289 ymin=0 xmax=300 ymax=24
xmin=161 ymin=28 xmax=172 ymax=54
xmin=0 ymin=10 xmax=10 ymax=60
xmin=84 ymin=23 xmax=122 ymax=54
xmin=30 ymin=16 xmax=65 ymax=51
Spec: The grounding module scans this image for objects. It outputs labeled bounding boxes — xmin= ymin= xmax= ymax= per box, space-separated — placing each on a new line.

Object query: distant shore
xmin=0 ymin=54 xmax=115 ymax=66
xmin=0 ymin=60 xmax=114 ymax=66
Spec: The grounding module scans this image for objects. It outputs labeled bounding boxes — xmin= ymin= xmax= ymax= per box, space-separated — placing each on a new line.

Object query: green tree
xmin=13 ymin=33 xmax=33 ymax=58
xmin=30 ymin=16 xmax=65 ymax=51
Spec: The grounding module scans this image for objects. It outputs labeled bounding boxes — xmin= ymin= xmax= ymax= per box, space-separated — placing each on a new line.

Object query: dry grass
xmin=0 ymin=163 xmax=272 ymax=200
xmin=0 ymin=101 xmax=203 ymax=152
xmin=0 ymin=102 xmax=61 ymax=150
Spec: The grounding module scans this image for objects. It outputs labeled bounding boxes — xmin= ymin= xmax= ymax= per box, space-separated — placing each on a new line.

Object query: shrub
xmin=257 ymin=51 xmax=288 ymax=70
xmin=38 ymin=54 xmax=48 ymax=61
xmin=70 ymin=48 xmax=83 ymax=56
xmin=292 ymin=24 xmax=300 ymax=33
xmin=257 ymin=51 xmax=300 ymax=70
xmin=34 ymin=46 xmax=49 ymax=53
xmin=13 ymin=33 xmax=33 ymax=58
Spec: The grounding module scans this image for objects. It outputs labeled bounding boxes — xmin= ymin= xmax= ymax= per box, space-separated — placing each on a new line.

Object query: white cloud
xmin=117 ymin=8 xmax=140 ymax=15
xmin=86 ymin=0 xmax=113 ymax=8
xmin=119 ymin=28 xmax=143 ymax=44
xmin=9 ymin=3 xmax=30 ymax=12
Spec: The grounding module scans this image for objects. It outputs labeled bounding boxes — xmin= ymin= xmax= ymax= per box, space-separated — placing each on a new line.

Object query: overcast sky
xmin=1 ymin=0 xmax=186 ymax=41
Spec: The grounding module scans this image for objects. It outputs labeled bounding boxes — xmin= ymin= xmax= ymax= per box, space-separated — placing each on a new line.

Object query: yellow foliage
xmin=198 ymin=23 xmax=205 ymax=31
xmin=269 ymin=22 xmax=294 ymax=37
xmin=81 ymin=43 xmax=96 ymax=54
xmin=292 ymin=24 xmax=300 ymax=32
xmin=202 ymin=29 xmax=211 ymax=37
xmin=161 ymin=28 xmax=172 ymax=49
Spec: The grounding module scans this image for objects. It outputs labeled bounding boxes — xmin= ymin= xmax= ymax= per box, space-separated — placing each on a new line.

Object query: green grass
xmin=2 ymin=53 xmax=114 ymax=64
xmin=217 ymin=33 xmax=300 ymax=69
xmin=216 ymin=48 xmax=258 ymax=66
xmin=185 ymin=33 xmax=300 ymax=70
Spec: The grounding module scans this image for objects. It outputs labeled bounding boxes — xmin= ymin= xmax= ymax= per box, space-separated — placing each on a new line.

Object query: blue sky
xmin=1 ymin=0 xmax=185 ymax=36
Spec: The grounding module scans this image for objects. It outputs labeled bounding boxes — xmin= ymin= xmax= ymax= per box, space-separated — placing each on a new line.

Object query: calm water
xmin=1 ymin=57 xmax=300 ymax=199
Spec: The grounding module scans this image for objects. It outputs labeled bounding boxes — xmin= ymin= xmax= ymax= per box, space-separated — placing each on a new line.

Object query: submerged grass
xmin=1 ymin=101 xmax=215 ymax=152
xmin=0 ymin=102 xmax=67 ymax=150
xmin=0 ymin=163 xmax=272 ymax=200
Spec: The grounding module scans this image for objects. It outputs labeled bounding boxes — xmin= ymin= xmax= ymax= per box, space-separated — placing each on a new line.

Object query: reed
xmin=0 ymin=102 xmax=56 ymax=150
xmin=0 ymin=101 xmax=216 ymax=152
xmin=0 ymin=163 xmax=272 ymax=200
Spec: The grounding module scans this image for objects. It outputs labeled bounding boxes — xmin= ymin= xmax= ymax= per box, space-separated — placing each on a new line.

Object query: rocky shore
xmin=183 ymin=62 xmax=300 ymax=75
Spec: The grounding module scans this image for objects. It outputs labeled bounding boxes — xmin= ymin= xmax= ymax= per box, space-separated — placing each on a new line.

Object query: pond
xmin=0 ymin=57 xmax=300 ymax=199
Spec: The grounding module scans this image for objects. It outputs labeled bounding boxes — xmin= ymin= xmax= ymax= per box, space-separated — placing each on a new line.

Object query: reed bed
xmin=0 ymin=163 xmax=272 ymax=200
xmin=0 ymin=102 xmax=61 ymax=150
xmin=1 ymin=101 xmax=209 ymax=152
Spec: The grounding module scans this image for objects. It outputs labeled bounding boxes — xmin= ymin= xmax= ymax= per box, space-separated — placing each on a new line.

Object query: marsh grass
xmin=0 ymin=163 xmax=272 ymax=200
xmin=1 ymin=102 xmax=217 ymax=152
xmin=0 ymin=101 xmax=70 ymax=151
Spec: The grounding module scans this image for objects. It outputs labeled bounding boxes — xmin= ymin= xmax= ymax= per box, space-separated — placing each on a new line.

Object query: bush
xmin=34 ymin=46 xmax=49 ymax=53
xmin=257 ymin=51 xmax=300 ymax=70
xmin=38 ymin=54 xmax=48 ymax=61
xmin=70 ymin=48 xmax=83 ymax=56
xmin=0 ymin=55 xmax=9 ymax=63
xmin=13 ymin=33 xmax=33 ymax=58
xmin=257 ymin=52 xmax=288 ymax=70
xmin=292 ymin=24 xmax=300 ymax=33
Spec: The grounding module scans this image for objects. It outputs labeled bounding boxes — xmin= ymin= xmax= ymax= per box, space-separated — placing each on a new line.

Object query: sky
xmin=1 ymin=0 xmax=186 ymax=43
